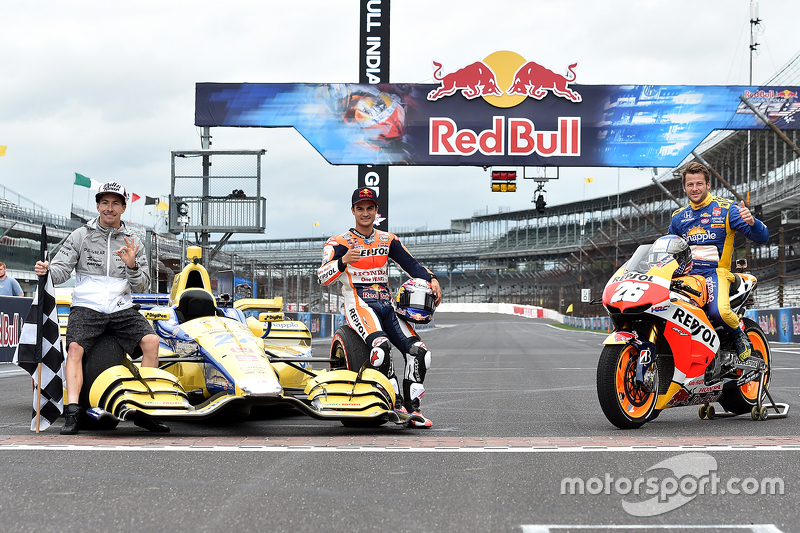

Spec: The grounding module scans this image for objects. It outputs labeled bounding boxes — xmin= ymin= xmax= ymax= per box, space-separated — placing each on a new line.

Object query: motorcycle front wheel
xmin=597 ymin=344 xmax=658 ymax=429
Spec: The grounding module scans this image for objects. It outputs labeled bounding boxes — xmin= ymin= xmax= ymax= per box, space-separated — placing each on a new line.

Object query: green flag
xmin=74 ymin=173 xmax=92 ymax=188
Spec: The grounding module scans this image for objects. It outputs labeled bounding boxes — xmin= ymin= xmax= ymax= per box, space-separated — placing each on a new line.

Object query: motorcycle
xmin=596 ymin=237 xmax=787 ymax=429
xmin=75 ymin=246 xmax=422 ymax=430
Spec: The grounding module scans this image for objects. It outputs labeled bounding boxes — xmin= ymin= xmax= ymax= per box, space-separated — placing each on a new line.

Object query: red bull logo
xmin=427 ymin=51 xmax=582 ymax=107
xmin=506 ymin=61 xmax=581 ymax=102
xmin=427 ymin=61 xmax=503 ymax=101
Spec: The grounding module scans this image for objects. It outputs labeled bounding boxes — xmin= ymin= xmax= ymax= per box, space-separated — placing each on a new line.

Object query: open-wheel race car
xmin=71 ymin=246 xmax=423 ymax=430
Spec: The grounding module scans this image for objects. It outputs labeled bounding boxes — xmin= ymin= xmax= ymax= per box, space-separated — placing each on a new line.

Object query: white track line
xmin=521 ymin=526 xmax=784 ymax=533
xmin=2 ymin=444 xmax=800 ymax=453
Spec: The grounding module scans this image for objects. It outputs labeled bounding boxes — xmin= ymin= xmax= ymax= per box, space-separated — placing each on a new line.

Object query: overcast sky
xmin=1 ymin=0 xmax=798 ymax=239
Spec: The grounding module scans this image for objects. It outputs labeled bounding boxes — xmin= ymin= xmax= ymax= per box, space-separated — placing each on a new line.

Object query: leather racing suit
xmin=317 ymin=227 xmax=434 ymax=409
xmin=668 ymin=195 xmax=768 ymax=336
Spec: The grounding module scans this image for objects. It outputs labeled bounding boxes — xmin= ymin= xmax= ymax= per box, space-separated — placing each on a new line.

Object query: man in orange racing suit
xmin=318 ymin=187 xmax=442 ymax=428
xmin=668 ymin=162 xmax=769 ymax=362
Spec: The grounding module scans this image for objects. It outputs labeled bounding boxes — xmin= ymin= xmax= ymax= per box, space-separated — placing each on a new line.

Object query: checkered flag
xmin=12 ymin=225 xmax=64 ymax=432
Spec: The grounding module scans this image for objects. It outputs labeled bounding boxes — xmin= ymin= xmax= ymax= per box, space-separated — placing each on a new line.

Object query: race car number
xmin=610 ymin=281 xmax=650 ymax=303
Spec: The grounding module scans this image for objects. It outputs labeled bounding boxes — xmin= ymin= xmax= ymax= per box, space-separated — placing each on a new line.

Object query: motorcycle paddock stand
xmin=697 ymin=369 xmax=789 ymax=421
xmin=750 ymin=368 xmax=789 ymax=421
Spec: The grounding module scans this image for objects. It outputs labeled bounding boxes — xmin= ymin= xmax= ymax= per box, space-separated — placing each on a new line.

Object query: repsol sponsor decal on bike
xmin=670 ymin=307 xmax=717 ymax=348
xmin=611 ymin=273 xmax=655 ymax=283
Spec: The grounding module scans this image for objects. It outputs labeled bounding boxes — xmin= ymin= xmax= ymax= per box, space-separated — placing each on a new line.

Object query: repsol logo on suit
xmin=348 ymin=308 xmax=367 ymax=337
xmin=360 ymin=247 xmax=388 ymax=257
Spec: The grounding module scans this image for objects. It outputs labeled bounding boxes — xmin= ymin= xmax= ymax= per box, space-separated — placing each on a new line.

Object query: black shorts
xmin=66 ymin=306 xmax=156 ymax=356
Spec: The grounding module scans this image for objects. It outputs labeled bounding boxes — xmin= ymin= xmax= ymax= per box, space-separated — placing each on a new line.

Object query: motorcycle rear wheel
xmin=597 ymin=344 xmax=658 ymax=429
xmin=329 ymin=325 xmax=388 ymax=428
xmin=330 ymin=325 xmax=369 ymax=371
xmin=718 ymin=317 xmax=771 ymax=415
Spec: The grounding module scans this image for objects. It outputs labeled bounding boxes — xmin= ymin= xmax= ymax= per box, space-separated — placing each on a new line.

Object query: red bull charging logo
xmin=427 ymin=51 xmax=582 ymax=158
xmin=427 ymin=51 xmax=582 ymax=106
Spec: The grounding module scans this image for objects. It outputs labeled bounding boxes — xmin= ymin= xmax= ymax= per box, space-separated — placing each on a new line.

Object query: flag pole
xmin=35 ymin=364 xmax=42 ymax=433
xmin=34 ymin=225 xmax=47 ymax=433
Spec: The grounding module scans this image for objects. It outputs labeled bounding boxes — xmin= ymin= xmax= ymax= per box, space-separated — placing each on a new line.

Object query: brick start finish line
xmin=2 ymin=434 xmax=800 ymax=451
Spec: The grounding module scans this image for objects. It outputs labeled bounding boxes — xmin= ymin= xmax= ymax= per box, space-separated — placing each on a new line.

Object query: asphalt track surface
xmin=1 ymin=312 xmax=799 ymax=533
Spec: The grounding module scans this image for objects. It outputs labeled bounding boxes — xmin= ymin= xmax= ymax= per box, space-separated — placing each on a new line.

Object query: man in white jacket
xmin=35 ymin=182 xmax=165 ymax=435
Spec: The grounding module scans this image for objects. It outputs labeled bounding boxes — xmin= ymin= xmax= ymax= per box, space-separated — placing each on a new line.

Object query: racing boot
xmin=389 ymin=375 xmax=403 ymax=410
xmin=60 ymin=403 xmax=80 ymax=435
xmin=402 ymin=380 xmax=432 ymax=429
xmin=733 ymin=329 xmax=752 ymax=363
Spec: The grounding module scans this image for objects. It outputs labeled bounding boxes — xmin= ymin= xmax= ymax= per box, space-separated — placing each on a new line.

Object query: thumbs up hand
xmin=739 ymin=200 xmax=754 ymax=226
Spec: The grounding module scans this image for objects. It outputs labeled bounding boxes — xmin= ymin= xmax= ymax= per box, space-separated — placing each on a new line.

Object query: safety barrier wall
xmin=744 ymin=308 xmax=800 ymax=344
xmin=438 ymin=302 xmax=800 ymax=343
xmin=437 ymin=302 xmax=562 ymax=321
xmin=285 ymin=312 xmax=436 ymax=338
xmin=438 ymin=302 xmax=605 ymax=331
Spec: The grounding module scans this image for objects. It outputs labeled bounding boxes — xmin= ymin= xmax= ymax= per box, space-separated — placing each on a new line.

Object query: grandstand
xmin=3 ymin=52 xmax=800 ymax=314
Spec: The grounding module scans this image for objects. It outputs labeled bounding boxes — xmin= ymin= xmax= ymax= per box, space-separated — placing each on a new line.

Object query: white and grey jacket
xmin=49 ymin=217 xmax=150 ymax=313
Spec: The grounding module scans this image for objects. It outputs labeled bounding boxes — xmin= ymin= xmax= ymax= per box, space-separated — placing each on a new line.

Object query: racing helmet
xmin=650 ymin=235 xmax=693 ymax=275
xmin=395 ymin=278 xmax=436 ymax=324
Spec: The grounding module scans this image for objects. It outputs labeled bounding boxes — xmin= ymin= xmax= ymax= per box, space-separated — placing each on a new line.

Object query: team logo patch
xmin=712 ymin=207 xmax=721 ymax=216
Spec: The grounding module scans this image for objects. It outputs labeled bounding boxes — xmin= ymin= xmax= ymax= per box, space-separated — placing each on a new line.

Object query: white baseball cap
xmin=95 ymin=181 xmax=129 ymax=205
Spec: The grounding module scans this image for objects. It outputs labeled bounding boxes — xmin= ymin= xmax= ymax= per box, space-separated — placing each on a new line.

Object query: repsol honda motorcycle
xmin=596 ymin=239 xmax=785 ymax=429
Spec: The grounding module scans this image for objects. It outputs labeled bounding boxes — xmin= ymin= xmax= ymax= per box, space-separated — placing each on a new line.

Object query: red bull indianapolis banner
xmin=196 ymin=54 xmax=800 ymax=168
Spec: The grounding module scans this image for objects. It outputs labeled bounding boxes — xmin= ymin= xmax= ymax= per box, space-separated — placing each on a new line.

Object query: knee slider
xmin=409 ymin=341 xmax=431 ymax=370
xmin=367 ymin=336 xmax=392 ymax=375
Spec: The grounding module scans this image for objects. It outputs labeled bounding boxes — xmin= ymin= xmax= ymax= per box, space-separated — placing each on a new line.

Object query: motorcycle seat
xmin=729 ymin=273 xmax=742 ymax=295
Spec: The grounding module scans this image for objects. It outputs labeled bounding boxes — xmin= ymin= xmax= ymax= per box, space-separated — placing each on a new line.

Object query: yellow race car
xmin=76 ymin=246 xmax=422 ymax=430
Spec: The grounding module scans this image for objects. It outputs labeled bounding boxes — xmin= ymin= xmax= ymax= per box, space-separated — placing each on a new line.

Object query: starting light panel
xmin=491 ymin=170 xmax=516 ymax=192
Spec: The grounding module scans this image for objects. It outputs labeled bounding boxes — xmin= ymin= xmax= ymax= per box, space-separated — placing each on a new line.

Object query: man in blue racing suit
xmin=317 ymin=187 xmax=442 ymax=428
xmin=668 ymin=162 xmax=769 ymax=362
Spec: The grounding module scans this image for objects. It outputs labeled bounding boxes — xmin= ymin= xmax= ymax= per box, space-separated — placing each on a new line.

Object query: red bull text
xmin=429 ymin=116 xmax=580 ymax=157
